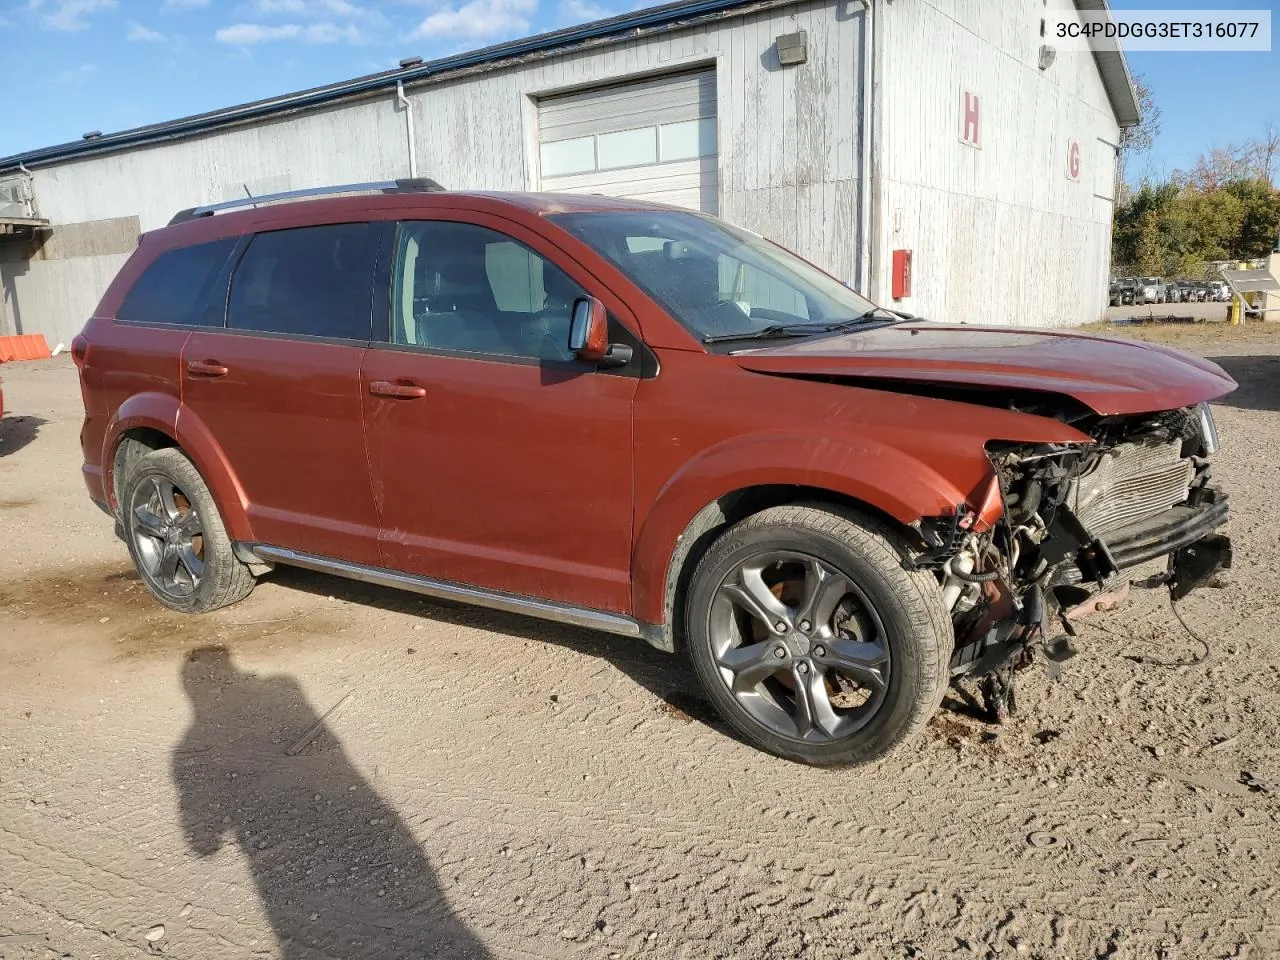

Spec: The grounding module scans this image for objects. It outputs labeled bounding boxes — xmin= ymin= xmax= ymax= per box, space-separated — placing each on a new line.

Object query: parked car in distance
xmin=1208 ymin=280 xmax=1232 ymax=302
xmin=1136 ymin=277 xmax=1166 ymax=304
xmin=74 ymin=182 xmax=1237 ymax=766
xmin=1113 ymin=277 xmax=1137 ymax=305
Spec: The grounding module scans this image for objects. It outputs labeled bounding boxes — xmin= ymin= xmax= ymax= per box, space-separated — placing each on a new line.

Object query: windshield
xmin=548 ymin=210 xmax=882 ymax=341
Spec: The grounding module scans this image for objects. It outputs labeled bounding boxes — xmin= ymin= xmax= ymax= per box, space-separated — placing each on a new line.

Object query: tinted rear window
xmin=227 ymin=223 xmax=375 ymax=340
xmin=117 ymin=238 xmax=237 ymax=326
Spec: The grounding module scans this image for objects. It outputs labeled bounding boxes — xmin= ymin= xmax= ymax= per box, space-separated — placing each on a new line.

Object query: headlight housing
xmin=1194 ymin=402 xmax=1219 ymax=456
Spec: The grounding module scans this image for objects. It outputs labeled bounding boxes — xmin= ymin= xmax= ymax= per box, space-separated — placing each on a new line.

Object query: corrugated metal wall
xmin=7 ymin=0 xmax=864 ymax=344
xmin=872 ymin=0 xmax=1121 ymax=326
xmin=2 ymin=0 xmax=1126 ymax=343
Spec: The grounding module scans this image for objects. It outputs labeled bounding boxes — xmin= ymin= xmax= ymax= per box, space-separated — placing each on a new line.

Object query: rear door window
xmin=117 ymin=238 xmax=237 ymax=327
xmin=227 ymin=223 xmax=375 ymax=340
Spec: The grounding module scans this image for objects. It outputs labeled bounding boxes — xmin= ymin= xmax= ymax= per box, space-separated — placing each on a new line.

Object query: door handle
xmin=369 ymin=380 xmax=427 ymax=399
xmin=187 ymin=360 xmax=228 ymax=377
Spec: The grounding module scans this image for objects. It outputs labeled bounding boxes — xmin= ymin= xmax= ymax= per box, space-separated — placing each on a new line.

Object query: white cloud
xmin=247 ymin=0 xmax=372 ymax=18
xmin=215 ymin=19 xmax=360 ymax=43
xmin=28 ymin=0 xmax=118 ymax=31
xmin=162 ymin=0 xmax=210 ymax=9
xmin=126 ymin=20 xmax=164 ymax=40
xmin=216 ymin=21 xmax=300 ymax=42
xmin=303 ymin=20 xmax=360 ymax=40
xmin=248 ymin=0 xmax=306 ymax=14
xmin=414 ymin=0 xmax=535 ymax=40
xmin=56 ymin=62 xmax=97 ymax=83
xmin=319 ymin=0 xmax=364 ymax=16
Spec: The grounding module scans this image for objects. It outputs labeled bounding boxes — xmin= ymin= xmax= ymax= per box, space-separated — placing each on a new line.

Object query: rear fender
xmin=631 ymin=432 xmax=984 ymax=626
xmin=103 ymin=394 xmax=253 ymax=541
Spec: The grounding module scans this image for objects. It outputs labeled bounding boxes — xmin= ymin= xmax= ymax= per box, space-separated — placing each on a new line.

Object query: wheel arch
xmin=103 ymin=397 xmax=253 ymax=542
xmin=632 ymin=433 xmax=974 ymax=646
xmin=645 ymin=482 xmax=937 ymax=654
xmin=112 ymin=426 xmax=179 ymax=510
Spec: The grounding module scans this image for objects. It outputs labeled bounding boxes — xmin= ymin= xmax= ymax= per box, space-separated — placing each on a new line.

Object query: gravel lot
xmin=2 ymin=325 xmax=1279 ymax=959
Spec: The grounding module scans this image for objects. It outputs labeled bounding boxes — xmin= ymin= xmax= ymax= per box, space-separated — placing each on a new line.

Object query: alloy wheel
xmin=129 ymin=475 xmax=206 ymax=600
xmin=708 ymin=550 xmax=891 ymax=742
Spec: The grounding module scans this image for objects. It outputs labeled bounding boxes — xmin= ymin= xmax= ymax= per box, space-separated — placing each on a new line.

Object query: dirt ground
xmin=1 ymin=325 xmax=1278 ymax=960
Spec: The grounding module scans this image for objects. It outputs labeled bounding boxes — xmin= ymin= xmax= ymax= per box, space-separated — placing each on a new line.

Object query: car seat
xmin=413 ymin=246 xmax=505 ymax=354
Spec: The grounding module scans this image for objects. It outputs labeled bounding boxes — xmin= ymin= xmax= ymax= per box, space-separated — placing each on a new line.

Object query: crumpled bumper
xmin=1057 ymin=495 xmax=1231 ymax=592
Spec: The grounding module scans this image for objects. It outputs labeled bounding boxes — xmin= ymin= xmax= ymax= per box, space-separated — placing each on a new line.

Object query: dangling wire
xmin=1162 ymin=593 xmax=1212 ymax=667
xmin=1076 ymin=589 xmax=1212 ymax=668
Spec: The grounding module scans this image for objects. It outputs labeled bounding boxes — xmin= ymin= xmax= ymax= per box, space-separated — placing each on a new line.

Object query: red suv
xmin=75 ymin=181 xmax=1235 ymax=765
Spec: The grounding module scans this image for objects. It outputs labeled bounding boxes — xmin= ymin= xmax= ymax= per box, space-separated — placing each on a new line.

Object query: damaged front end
xmin=917 ymin=402 xmax=1232 ymax=720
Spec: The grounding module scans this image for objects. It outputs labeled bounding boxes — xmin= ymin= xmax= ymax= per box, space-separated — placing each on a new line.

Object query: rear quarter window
xmin=117 ymin=238 xmax=237 ymax=326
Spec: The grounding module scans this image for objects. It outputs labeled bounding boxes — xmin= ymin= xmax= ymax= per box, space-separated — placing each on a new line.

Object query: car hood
xmin=730 ymin=322 xmax=1237 ymax=416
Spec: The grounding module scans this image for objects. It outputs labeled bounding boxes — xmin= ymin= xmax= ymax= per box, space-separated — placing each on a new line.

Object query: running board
xmin=247 ymin=544 xmax=656 ymax=643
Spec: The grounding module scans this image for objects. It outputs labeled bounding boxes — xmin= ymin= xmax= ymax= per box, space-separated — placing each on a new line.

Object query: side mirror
xmin=568 ymin=297 xmax=609 ymax=363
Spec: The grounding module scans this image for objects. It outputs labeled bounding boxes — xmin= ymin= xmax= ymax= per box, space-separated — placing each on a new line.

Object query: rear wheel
xmin=121 ymin=448 xmax=254 ymax=614
xmin=684 ymin=505 xmax=952 ymax=766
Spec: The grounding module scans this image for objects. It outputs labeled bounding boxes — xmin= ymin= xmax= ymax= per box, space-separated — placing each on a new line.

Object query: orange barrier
xmin=0 ymin=334 xmax=52 ymax=362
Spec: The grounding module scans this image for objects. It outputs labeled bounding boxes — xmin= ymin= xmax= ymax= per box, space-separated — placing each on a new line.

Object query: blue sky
xmin=1122 ymin=0 xmax=1280 ymax=180
xmin=0 ymin=0 xmax=637 ymax=157
xmin=1 ymin=0 xmax=1277 ymax=173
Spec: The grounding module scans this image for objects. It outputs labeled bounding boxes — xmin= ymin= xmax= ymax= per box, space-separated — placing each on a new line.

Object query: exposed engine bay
xmin=916 ymin=400 xmax=1232 ymax=721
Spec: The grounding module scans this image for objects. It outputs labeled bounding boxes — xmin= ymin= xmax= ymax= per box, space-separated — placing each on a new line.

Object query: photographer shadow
xmin=173 ymin=645 xmax=491 ymax=959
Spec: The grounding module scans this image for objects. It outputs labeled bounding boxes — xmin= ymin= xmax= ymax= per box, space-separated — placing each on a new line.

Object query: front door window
xmin=391 ymin=221 xmax=585 ymax=362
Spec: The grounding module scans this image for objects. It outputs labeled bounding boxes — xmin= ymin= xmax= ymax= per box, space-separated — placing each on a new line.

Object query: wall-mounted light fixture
xmin=775 ymin=30 xmax=808 ymax=66
xmin=1038 ymin=43 xmax=1057 ymax=70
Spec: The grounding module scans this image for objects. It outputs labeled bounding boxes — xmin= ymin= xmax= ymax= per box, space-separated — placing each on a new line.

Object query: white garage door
xmin=537 ymin=70 xmax=718 ymax=214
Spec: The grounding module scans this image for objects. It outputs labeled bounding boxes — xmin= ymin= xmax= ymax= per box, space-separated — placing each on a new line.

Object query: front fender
xmin=630 ymin=431 xmax=983 ymax=625
xmin=103 ymin=394 xmax=253 ymax=542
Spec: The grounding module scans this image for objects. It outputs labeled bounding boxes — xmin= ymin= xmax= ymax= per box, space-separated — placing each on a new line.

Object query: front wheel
xmin=120 ymin=447 xmax=255 ymax=614
xmin=684 ymin=505 xmax=952 ymax=766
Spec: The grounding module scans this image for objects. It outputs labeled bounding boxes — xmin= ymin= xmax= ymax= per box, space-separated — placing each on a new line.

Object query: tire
xmin=120 ymin=447 xmax=255 ymax=614
xmin=683 ymin=504 xmax=952 ymax=766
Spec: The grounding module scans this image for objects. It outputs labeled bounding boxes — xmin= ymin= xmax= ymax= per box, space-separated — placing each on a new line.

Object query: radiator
xmin=1068 ymin=438 xmax=1196 ymax=536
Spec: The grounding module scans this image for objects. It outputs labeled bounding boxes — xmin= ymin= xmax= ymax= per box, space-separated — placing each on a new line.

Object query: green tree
xmin=1175 ymin=186 xmax=1244 ymax=265
xmin=1113 ymin=142 xmax=1280 ymax=273
xmin=1223 ymin=179 xmax=1280 ymax=257
xmin=1133 ymin=209 xmax=1163 ymax=275
xmin=1113 ymin=181 xmax=1177 ymax=268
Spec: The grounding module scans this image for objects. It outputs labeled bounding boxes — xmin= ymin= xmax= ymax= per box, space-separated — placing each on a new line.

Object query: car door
xmin=361 ymin=214 xmax=639 ymax=614
xmin=181 ymin=221 xmax=382 ymax=565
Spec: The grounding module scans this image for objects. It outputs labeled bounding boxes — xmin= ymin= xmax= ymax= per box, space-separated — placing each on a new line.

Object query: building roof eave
xmin=1072 ymin=0 xmax=1141 ymax=128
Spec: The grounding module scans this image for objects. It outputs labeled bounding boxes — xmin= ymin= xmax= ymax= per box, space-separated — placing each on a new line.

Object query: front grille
xmin=1068 ymin=438 xmax=1195 ymax=536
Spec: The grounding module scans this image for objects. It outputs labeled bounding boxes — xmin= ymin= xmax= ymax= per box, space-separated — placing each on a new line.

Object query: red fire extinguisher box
xmin=892 ymin=249 xmax=912 ymax=300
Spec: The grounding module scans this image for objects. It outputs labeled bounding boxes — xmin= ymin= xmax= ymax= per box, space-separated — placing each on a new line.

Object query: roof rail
xmin=167 ymin=177 xmax=445 ymax=225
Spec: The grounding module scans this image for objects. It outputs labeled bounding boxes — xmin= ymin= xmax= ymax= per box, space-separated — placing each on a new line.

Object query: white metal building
xmin=0 ymin=0 xmax=1137 ymax=348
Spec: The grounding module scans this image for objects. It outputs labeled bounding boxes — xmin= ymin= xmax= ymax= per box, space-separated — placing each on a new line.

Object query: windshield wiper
xmin=702 ymin=310 xmax=907 ymax=345
xmin=815 ymin=309 xmax=904 ymax=331
xmin=702 ymin=324 xmax=814 ymax=344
